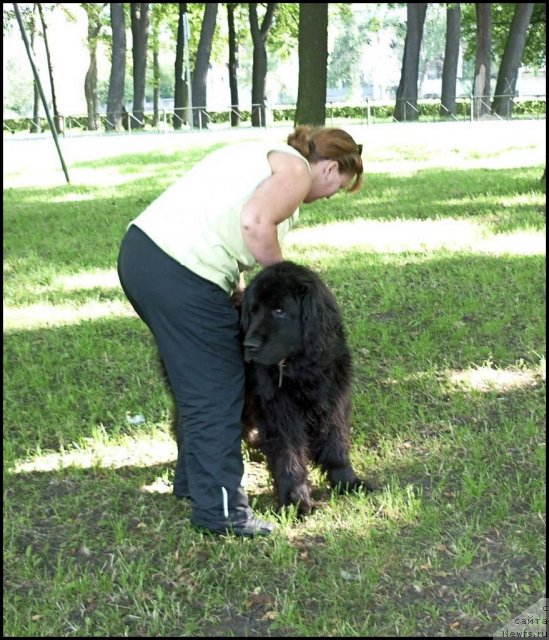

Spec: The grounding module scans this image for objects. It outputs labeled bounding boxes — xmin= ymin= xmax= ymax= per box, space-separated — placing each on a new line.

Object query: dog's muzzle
xmin=243 ymin=336 xmax=262 ymax=363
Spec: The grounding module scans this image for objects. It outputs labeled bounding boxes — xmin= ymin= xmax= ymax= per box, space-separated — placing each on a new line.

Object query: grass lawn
xmin=3 ymin=121 xmax=546 ymax=637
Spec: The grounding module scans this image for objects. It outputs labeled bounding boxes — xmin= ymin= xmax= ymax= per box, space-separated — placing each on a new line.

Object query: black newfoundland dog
xmin=239 ymin=261 xmax=372 ymax=516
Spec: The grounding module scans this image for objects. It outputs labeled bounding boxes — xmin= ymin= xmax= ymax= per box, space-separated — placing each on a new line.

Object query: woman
xmin=117 ymin=125 xmax=363 ymax=536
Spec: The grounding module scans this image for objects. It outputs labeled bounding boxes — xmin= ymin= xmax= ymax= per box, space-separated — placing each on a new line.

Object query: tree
xmin=30 ymin=5 xmax=41 ymax=132
xmin=460 ymin=3 xmax=545 ymax=72
xmin=249 ymin=3 xmax=276 ymax=127
xmin=82 ymin=3 xmax=106 ymax=131
xmin=130 ymin=3 xmax=149 ymax=128
xmin=295 ymin=3 xmax=328 ymax=126
xmin=440 ymin=3 xmax=461 ymax=118
xmin=227 ymin=3 xmax=240 ymax=127
xmin=523 ymin=3 xmax=545 ymax=68
xmin=327 ymin=5 xmax=364 ymax=100
xmin=149 ymin=4 xmax=170 ymax=127
xmin=192 ymin=2 xmax=218 ymax=128
xmin=394 ymin=3 xmax=427 ymax=122
xmin=492 ymin=3 xmax=535 ymax=118
xmin=36 ymin=3 xmax=63 ymax=133
xmin=473 ymin=3 xmax=492 ymax=119
xmin=106 ymin=2 xmax=126 ymax=131
xmin=173 ymin=3 xmax=187 ymax=129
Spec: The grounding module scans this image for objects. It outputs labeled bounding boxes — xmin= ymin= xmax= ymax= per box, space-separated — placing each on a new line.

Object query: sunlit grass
xmin=287 ymin=218 xmax=545 ymax=255
xmin=12 ymin=430 xmax=177 ymax=475
xmin=53 ymin=269 xmax=122 ymax=291
xmin=3 ymin=268 xmax=134 ymax=331
xmin=3 ymin=299 xmax=134 ymax=331
xmin=448 ymin=360 xmax=545 ymax=393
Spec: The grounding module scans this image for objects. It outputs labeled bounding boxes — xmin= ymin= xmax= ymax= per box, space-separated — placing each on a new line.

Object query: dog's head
xmin=240 ymin=262 xmax=344 ymax=366
xmin=241 ymin=290 xmax=303 ymax=365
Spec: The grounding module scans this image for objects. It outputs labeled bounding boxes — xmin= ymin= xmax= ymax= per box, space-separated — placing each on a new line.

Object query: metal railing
xmin=3 ymin=95 xmax=545 ymax=136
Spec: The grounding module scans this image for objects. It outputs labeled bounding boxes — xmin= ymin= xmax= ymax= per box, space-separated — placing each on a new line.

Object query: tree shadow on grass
xmin=4 ymin=252 xmax=545 ymax=459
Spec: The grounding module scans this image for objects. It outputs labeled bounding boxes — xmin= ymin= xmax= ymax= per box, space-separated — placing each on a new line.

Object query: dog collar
xmin=278 ymin=359 xmax=286 ymax=388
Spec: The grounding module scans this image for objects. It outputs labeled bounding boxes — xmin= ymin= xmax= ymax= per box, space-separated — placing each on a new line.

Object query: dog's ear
xmin=301 ymin=279 xmax=342 ymax=361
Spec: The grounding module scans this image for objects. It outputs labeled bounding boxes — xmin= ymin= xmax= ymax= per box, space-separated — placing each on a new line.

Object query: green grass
xmin=3 ymin=123 xmax=546 ymax=637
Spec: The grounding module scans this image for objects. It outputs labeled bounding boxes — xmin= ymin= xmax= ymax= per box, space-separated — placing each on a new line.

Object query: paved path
xmin=4 ymin=119 xmax=546 ymax=187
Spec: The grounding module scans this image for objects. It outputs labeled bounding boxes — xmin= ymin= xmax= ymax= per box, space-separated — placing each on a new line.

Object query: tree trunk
xmin=227 ymin=3 xmax=240 ymax=127
xmin=440 ymin=3 xmax=460 ymax=118
xmin=84 ymin=7 xmax=102 ymax=131
xmin=192 ymin=3 xmax=218 ymax=129
xmin=173 ymin=3 xmax=186 ymax=129
xmin=394 ymin=3 xmax=427 ymax=122
xmin=150 ymin=4 xmax=161 ymax=128
xmin=249 ymin=3 xmax=276 ymax=128
xmin=106 ymin=3 xmax=126 ymax=131
xmin=473 ymin=3 xmax=492 ymax=119
xmin=30 ymin=5 xmax=41 ymax=133
xmin=37 ymin=3 xmax=63 ymax=134
xmin=492 ymin=3 xmax=535 ymax=118
xmin=131 ymin=3 xmax=149 ymax=129
xmin=295 ymin=3 xmax=328 ymax=127
xmin=152 ymin=48 xmax=159 ymax=127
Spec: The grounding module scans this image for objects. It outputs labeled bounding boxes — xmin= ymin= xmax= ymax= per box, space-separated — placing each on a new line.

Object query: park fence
xmin=3 ymin=94 xmax=546 ymax=137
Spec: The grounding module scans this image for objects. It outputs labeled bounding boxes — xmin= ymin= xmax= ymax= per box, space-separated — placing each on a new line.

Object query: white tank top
xmin=131 ymin=141 xmax=309 ymax=293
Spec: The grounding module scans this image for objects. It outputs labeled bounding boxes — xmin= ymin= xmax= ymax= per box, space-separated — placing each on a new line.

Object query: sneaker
xmin=197 ymin=517 xmax=275 ymax=538
xmin=228 ymin=518 xmax=275 ymax=537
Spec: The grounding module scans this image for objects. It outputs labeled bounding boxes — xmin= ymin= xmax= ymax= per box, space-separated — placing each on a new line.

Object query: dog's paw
xmin=277 ymin=492 xmax=314 ymax=519
xmin=333 ymin=477 xmax=377 ymax=494
xmin=275 ymin=483 xmax=313 ymax=519
xmin=276 ymin=501 xmax=312 ymax=521
xmin=355 ymin=477 xmax=378 ymax=493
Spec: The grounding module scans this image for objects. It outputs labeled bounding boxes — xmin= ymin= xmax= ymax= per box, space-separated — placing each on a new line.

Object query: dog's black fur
xmin=239 ymin=261 xmax=372 ymax=515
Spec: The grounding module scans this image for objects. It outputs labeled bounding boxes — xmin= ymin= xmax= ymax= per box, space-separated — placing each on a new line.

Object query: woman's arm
xmin=240 ymin=152 xmax=311 ymax=266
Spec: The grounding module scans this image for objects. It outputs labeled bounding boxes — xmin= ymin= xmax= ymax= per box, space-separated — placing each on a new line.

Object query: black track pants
xmin=117 ymin=225 xmax=252 ymax=530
